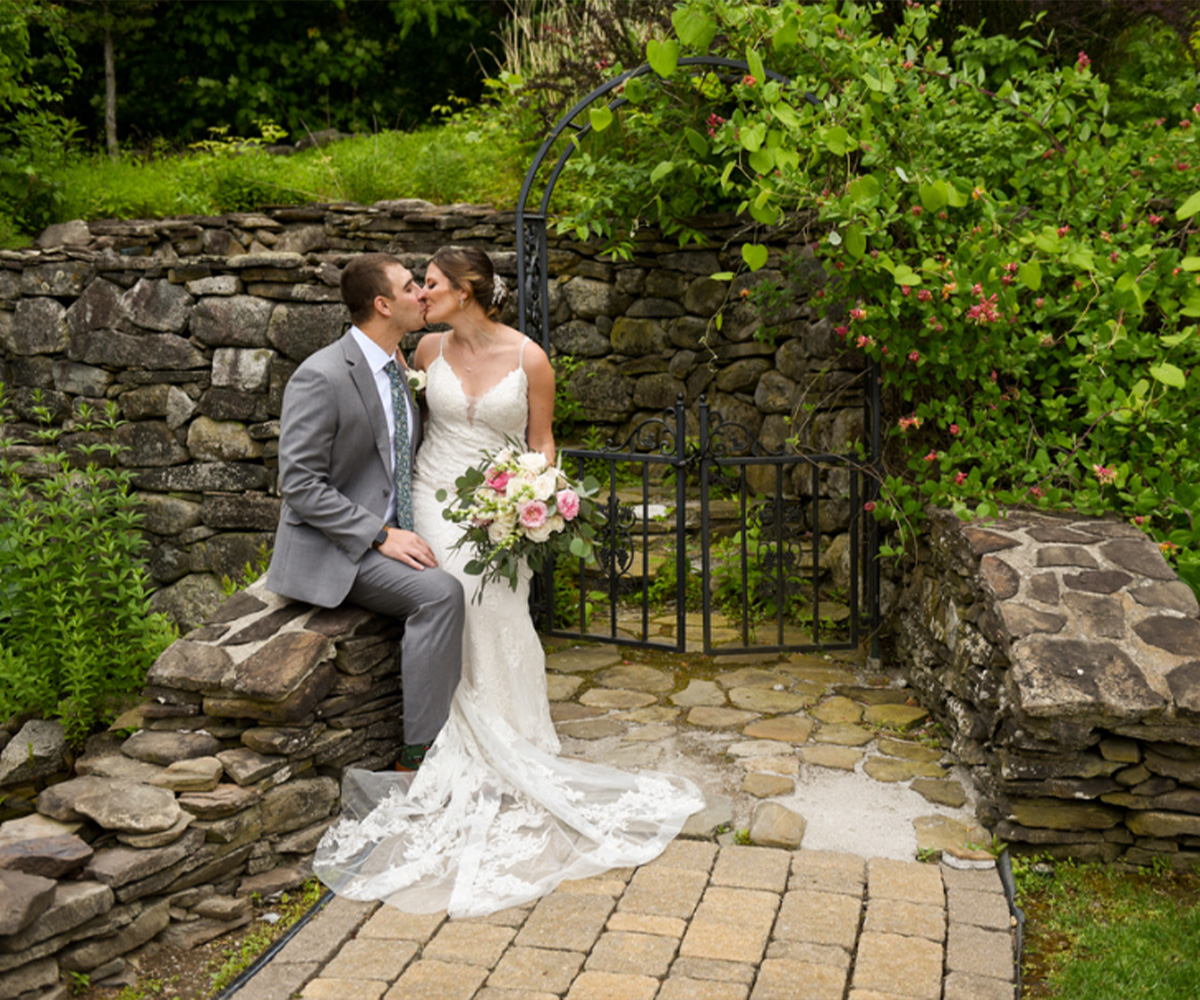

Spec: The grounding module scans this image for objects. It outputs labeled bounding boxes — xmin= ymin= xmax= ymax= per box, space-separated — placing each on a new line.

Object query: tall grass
xmin=40 ymin=117 xmax=526 ymax=233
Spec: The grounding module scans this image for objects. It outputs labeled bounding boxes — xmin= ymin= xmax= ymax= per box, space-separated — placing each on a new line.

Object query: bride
xmin=313 ymin=246 xmax=704 ymax=918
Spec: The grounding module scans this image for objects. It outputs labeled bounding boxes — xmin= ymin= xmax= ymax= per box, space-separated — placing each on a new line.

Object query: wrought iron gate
xmin=537 ymin=395 xmax=880 ymax=657
xmin=514 ymin=56 xmax=882 ymax=656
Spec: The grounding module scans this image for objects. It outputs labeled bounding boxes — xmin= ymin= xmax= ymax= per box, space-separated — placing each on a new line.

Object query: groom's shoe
xmin=395 ymin=743 xmax=431 ymax=772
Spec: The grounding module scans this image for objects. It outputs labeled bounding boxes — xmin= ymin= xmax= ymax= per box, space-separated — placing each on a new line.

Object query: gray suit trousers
xmin=347 ymin=551 xmax=463 ymax=745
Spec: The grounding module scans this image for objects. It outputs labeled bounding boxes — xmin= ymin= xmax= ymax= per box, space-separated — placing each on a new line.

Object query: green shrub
xmin=0 ymin=389 xmax=176 ymax=744
xmin=543 ymin=0 xmax=1200 ymax=592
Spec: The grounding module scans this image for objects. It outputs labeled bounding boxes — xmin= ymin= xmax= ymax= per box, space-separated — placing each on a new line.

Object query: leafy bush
xmin=0 ymin=389 xmax=176 ymax=744
xmin=541 ymin=0 xmax=1200 ymax=592
xmin=0 ymin=0 xmax=81 ymax=239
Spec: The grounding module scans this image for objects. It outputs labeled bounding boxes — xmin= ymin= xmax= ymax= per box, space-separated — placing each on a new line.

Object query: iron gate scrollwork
xmin=537 ymin=396 xmax=880 ymax=657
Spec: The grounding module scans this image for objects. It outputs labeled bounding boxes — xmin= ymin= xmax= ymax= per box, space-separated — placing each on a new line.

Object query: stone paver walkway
xmin=232 ymin=639 xmax=1017 ymax=1000
xmin=237 ymin=846 xmax=1016 ymax=1000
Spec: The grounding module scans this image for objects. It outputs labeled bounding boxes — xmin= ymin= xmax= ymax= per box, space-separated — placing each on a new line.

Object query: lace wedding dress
xmin=313 ymin=338 xmax=704 ymax=917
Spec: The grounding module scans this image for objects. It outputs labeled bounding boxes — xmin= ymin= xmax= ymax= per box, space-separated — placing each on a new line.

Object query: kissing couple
xmin=266 ymin=248 xmax=704 ymax=917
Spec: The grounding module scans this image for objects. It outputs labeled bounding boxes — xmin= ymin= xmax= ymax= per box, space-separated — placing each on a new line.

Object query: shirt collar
xmin=349 ymin=325 xmax=398 ymax=374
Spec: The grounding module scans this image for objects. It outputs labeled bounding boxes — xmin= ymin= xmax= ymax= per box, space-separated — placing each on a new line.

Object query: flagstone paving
xmin=232 ymin=631 xmax=1017 ymax=999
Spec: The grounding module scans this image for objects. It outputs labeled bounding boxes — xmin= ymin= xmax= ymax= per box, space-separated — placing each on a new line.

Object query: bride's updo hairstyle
xmin=430 ymin=246 xmax=508 ymax=319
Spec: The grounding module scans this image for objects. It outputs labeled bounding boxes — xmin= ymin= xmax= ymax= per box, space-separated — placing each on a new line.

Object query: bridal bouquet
xmin=437 ymin=440 xmax=601 ymax=594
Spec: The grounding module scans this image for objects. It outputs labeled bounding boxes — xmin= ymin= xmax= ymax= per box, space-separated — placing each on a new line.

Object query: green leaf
xmin=650 ymin=160 xmax=674 ymax=184
xmin=893 ymin=265 xmax=922 ymax=286
xmin=895 ymin=166 xmax=909 ymax=182
xmin=748 ymin=146 xmax=774 ymax=173
xmin=822 ymin=126 xmax=856 ymax=156
xmin=772 ymin=101 xmax=799 ymax=129
xmin=671 ymin=8 xmax=716 ymax=50
xmin=646 ymin=38 xmax=680 ymax=78
xmin=746 ymin=46 xmax=765 ymax=85
xmin=739 ymin=122 xmax=766 ymax=151
xmin=918 ymin=180 xmax=948 ymax=212
xmin=1150 ymin=362 xmax=1186 ymax=388
xmin=1182 ymin=297 xmax=1200 ymax=318
xmin=710 ymin=271 xmax=734 ymax=281
xmin=844 ymin=224 xmax=865 ymax=260
xmin=772 ymin=15 xmax=799 ymax=51
xmin=742 ymin=243 xmax=769 ymax=271
xmin=1161 ymin=327 xmax=1195 ymax=347
xmin=1181 ymin=256 xmax=1200 ymax=272
xmin=569 ymin=536 xmax=590 ymax=558
xmin=774 ymin=147 xmax=800 ymax=171
xmin=684 ymin=127 xmax=708 ymax=156
xmin=847 ymin=174 xmax=881 ymax=206
xmin=1018 ymin=260 xmax=1042 ymax=291
xmin=1176 ymin=190 xmax=1200 ymax=221
xmin=589 ymin=105 xmax=613 ymax=132
xmin=623 ymin=76 xmax=647 ymax=103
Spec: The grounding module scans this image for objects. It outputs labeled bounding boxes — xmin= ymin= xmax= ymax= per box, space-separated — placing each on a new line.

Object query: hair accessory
xmin=491 ymin=275 xmax=507 ymax=307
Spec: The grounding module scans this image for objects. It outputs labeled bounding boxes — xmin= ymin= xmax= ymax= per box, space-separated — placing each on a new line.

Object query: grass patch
xmin=1015 ymin=857 xmax=1200 ymax=999
xmin=37 ymin=118 xmax=526 ymax=237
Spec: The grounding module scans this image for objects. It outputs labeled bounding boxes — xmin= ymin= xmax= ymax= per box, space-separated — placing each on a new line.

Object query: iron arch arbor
xmin=515 ymin=58 xmax=882 ymax=658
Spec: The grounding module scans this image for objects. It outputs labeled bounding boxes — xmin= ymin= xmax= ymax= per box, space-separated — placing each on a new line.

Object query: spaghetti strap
xmin=517 ymin=336 xmax=528 ymax=371
xmin=438 ymin=334 xmax=447 ymax=359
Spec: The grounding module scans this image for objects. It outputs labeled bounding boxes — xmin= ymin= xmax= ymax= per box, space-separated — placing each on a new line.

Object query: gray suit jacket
xmin=267 ymin=331 xmax=422 ymax=607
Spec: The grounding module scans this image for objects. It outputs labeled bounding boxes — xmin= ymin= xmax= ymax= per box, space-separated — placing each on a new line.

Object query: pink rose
xmin=556 ymin=489 xmax=580 ymax=521
xmin=486 ymin=469 xmax=512 ymax=492
xmin=518 ymin=500 xmax=548 ymax=530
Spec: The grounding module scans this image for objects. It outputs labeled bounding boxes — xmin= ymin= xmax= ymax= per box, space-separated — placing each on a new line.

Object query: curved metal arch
xmin=514 ymin=56 xmax=819 ymax=352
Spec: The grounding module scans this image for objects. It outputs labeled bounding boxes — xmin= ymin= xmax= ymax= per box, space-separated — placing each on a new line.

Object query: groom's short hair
xmin=342 ymin=253 xmax=404 ymax=324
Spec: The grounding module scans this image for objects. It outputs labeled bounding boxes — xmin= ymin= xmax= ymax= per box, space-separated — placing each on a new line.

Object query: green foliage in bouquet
xmin=0 ymin=388 xmax=176 ymax=744
xmin=437 ymin=438 xmax=602 ymax=598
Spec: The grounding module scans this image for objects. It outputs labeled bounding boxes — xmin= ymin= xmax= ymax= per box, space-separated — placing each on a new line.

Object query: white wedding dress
xmin=313 ymin=338 xmax=704 ymax=917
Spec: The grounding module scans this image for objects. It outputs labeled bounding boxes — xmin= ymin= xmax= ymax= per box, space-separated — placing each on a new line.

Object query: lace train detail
xmin=313 ymin=348 xmax=704 ymax=916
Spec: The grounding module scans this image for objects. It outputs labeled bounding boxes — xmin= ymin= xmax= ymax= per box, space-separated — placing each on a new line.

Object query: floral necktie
xmin=383 ymin=360 xmax=413 ymax=531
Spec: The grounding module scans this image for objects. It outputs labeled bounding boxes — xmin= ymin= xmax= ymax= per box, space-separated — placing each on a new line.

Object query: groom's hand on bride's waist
xmin=378 ymin=528 xmax=439 ymax=570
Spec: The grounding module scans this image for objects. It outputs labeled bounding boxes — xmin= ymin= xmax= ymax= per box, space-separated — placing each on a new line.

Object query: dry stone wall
xmin=0 ymin=201 xmax=861 ymax=631
xmin=0 ymin=580 xmax=402 ymax=997
xmin=892 ymin=509 xmax=1200 ymax=868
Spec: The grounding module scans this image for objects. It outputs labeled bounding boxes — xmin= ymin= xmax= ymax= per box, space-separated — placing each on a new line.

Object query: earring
xmin=458 ymin=298 xmax=466 ymax=310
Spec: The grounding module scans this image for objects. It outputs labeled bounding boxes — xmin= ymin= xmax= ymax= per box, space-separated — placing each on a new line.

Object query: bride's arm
xmin=524 ymin=341 xmax=556 ymax=465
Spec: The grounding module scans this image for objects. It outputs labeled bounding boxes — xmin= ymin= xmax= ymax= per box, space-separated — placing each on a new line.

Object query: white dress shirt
xmin=349 ymin=325 xmax=414 ymax=527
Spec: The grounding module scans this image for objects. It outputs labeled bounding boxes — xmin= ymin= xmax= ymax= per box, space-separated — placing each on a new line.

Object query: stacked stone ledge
xmin=0 ymin=580 xmax=405 ymax=997
xmin=892 ymin=508 xmax=1200 ymax=868
xmin=1 ymin=200 xmax=863 ymax=632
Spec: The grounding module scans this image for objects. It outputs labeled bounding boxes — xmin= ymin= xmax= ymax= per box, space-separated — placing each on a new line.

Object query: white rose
xmin=517 ymin=450 xmax=548 ymax=475
xmin=506 ymin=475 xmax=534 ymax=501
xmin=532 ymin=471 xmax=558 ymax=501
xmin=524 ymin=513 xmax=563 ymax=544
xmin=487 ymin=507 xmax=517 ymax=544
xmin=406 ymin=369 xmax=427 ymax=392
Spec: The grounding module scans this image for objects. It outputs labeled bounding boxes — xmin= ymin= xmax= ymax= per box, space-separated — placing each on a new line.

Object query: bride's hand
xmin=379 ymin=528 xmax=439 ymax=570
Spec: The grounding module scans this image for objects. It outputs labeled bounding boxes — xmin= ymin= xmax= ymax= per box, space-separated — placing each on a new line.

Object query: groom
xmin=267 ymin=252 xmax=463 ymax=771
